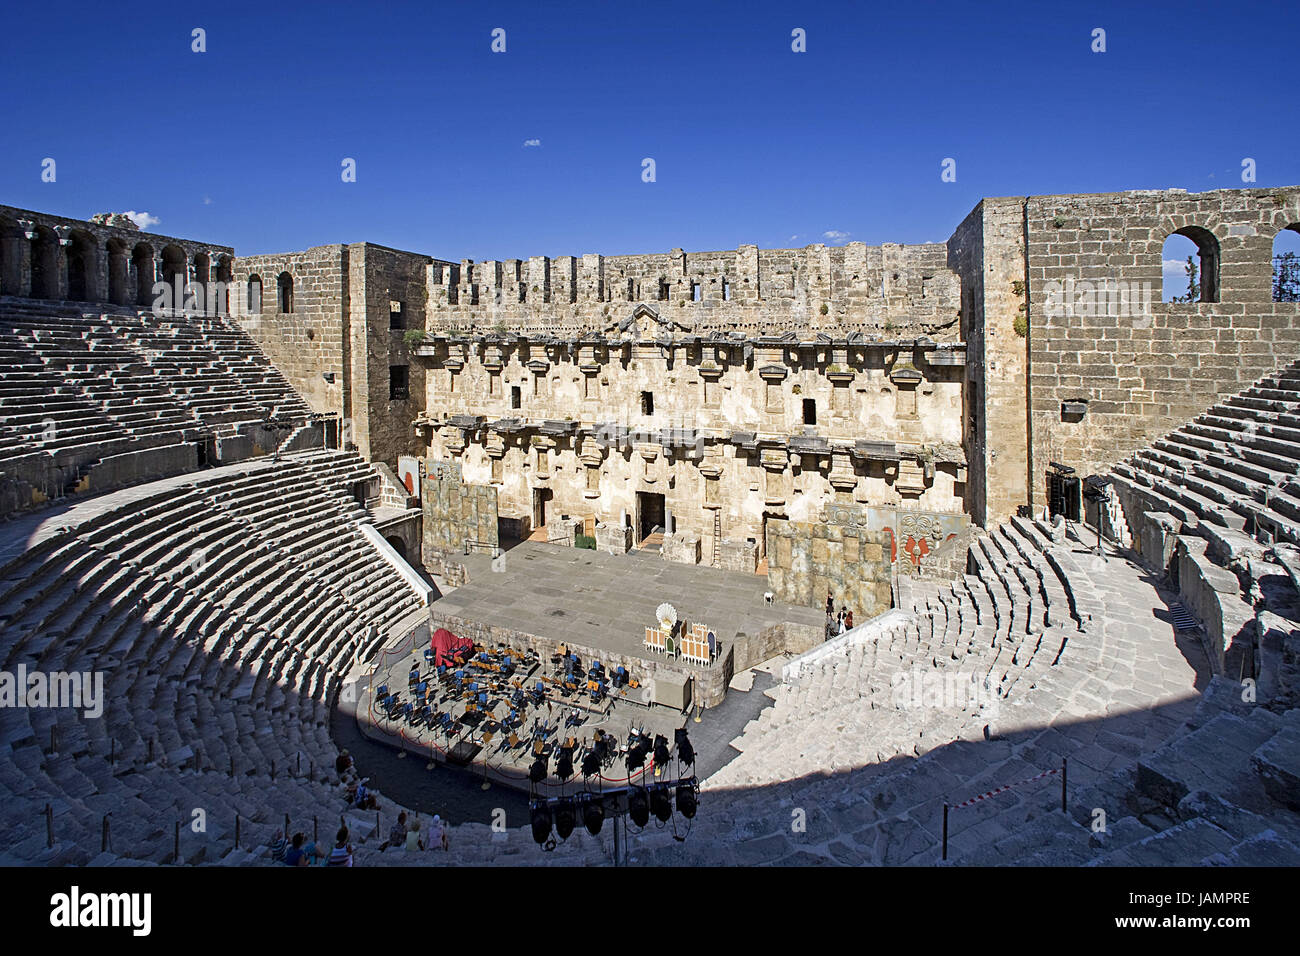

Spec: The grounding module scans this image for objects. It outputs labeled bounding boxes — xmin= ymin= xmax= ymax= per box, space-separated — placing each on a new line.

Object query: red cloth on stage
xmin=431 ymin=627 xmax=473 ymax=666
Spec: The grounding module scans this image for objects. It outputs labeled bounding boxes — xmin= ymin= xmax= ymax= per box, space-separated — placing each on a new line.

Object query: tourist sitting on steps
xmin=429 ymin=815 xmax=448 ymax=852
xmin=348 ymin=778 xmax=378 ymax=810
xmin=335 ymin=749 xmax=354 ymax=784
xmin=381 ymin=812 xmax=408 ymax=851
xmin=405 ymin=819 xmax=426 ymax=852
xmin=284 ymin=832 xmax=322 ymax=867
xmin=268 ymin=829 xmax=288 ymax=863
xmin=327 ymin=827 xmax=354 ymax=867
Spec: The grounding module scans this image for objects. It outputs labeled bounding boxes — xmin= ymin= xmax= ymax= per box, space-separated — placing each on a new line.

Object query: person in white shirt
xmin=429 ymin=814 xmax=448 ymax=851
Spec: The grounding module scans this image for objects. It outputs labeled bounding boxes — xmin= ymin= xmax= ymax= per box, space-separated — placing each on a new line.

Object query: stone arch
xmin=212 ymin=255 xmax=233 ymax=314
xmin=247 ymin=273 xmax=263 ymax=313
xmin=106 ymin=238 xmax=130 ymax=306
xmin=131 ymin=242 xmax=155 ymax=306
xmin=159 ymin=245 xmax=187 ymax=306
xmin=276 ymin=270 xmax=294 ymax=313
xmin=65 ymin=229 xmax=97 ymax=302
xmin=385 ymin=535 xmax=409 ymax=562
xmin=28 ymin=225 xmax=60 ymax=300
xmin=1272 ymin=223 xmax=1300 ymax=303
xmin=1161 ymin=225 xmax=1219 ymax=303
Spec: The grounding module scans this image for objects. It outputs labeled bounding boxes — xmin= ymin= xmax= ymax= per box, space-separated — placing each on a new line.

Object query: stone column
xmin=0 ymin=232 xmax=27 ymax=297
xmin=53 ymin=225 xmax=72 ymax=301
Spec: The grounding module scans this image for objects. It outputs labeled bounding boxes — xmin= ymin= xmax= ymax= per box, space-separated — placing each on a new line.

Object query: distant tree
xmin=1173 ymin=255 xmax=1199 ymax=303
xmin=1274 ymin=252 xmax=1300 ymax=302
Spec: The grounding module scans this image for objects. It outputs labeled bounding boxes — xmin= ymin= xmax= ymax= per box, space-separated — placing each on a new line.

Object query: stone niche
xmin=765 ymin=510 xmax=892 ymax=619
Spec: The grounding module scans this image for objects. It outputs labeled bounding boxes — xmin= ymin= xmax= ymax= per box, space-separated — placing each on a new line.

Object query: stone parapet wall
xmin=719 ymin=538 xmax=758 ymax=573
xmin=427 ymin=241 xmax=960 ymax=340
xmin=595 ymin=521 xmax=632 ymax=554
xmin=661 ymin=531 xmax=701 ymax=565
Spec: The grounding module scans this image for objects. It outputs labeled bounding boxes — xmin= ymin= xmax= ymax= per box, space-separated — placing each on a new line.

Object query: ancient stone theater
xmin=1 ymin=185 xmax=1298 ymax=866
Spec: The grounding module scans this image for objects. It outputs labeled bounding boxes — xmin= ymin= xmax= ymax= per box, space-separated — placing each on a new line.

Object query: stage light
xmin=628 ymin=787 xmax=650 ymax=827
xmin=581 ymin=794 xmax=605 ymax=836
xmin=626 ymin=741 xmax=647 ymax=772
xmin=674 ymin=728 xmax=695 ymax=766
xmin=581 ymin=751 xmax=601 ymax=778
xmin=653 ymin=734 xmax=671 ymax=769
xmin=554 ymin=798 xmax=576 ymax=840
xmin=530 ymin=802 xmax=552 ymax=844
xmin=649 ymin=783 xmax=672 ymax=823
xmin=676 ymin=782 xmax=697 ymax=819
xmin=529 ymin=755 xmax=548 ymax=784
xmin=557 ymin=752 xmax=573 ymax=781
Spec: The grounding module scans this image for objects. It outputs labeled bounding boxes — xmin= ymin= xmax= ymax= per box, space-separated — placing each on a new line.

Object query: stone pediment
xmin=608 ymin=303 xmax=693 ymax=340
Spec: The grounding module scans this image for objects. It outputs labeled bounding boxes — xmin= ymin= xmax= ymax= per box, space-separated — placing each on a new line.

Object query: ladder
xmin=712 ymin=509 xmax=722 ymax=567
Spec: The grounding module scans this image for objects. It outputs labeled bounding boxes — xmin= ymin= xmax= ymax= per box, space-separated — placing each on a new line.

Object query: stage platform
xmin=431 ymin=541 xmax=826 ymax=702
xmin=350 ymin=541 xmax=827 ymax=793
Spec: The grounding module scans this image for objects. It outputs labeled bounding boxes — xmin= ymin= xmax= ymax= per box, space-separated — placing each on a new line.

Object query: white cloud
xmin=522 ymin=139 xmax=541 ymax=148
xmin=1162 ymin=257 xmax=1189 ymax=276
xmin=822 ymin=229 xmax=851 ymax=244
xmin=122 ymin=210 xmax=160 ymax=231
xmin=202 ymin=196 xmax=213 ymax=205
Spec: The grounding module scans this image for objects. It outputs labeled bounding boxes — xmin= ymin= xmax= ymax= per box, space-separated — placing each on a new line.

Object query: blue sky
xmin=1 ymin=0 xmax=1296 ymax=262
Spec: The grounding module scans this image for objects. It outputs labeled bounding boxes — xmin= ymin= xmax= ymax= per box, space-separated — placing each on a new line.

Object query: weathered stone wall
xmin=427 ymin=242 xmax=961 ymax=340
xmin=947 ymin=197 xmax=1031 ymax=529
xmin=421 ymin=465 xmax=498 ymax=559
xmin=231 ymin=245 xmax=349 ymax=419
xmin=730 ymin=620 xmax=823 ymax=673
xmin=232 ymin=242 xmax=445 ymax=470
xmin=350 ymin=244 xmax=436 ymax=468
xmin=1023 ymin=186 xmax=1300 ymax=514
xmin=719 ymin=538 xmax=758 ymax=573
xmin=764 ymin=509 xmax=892 ymax=618
xmin=418 ymin=323 xmax=967 ymax=560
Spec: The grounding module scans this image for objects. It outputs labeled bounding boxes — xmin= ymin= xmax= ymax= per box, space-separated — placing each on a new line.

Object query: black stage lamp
xmin=649 ymin=783 xmax=673 ymax=823
xmin=529 ymin=755 xmax=548 ymax=784
xmin=626 ymin=745 xmax=646 ymax=773
xmin=581 ymin=751 xmax=601 ymax=778
xmin=628 ymin=787 xmax=650 ymax=828
xmin=676 ymin=782 xmax=697 ymax=819
xmin=674 ymin=728 xmax=695 ymax=766
xmin=653 ymin=734 xmax=671 ymax=769
xmin=581 ymin=794 xmax=605 ymax=836
xmin=556 ymin=752 xmax=574 ymax=781
xmin=554 ymin=798 xmax=576 ymax=840
xmin=530 ymin=802 xmax=552 ymax=844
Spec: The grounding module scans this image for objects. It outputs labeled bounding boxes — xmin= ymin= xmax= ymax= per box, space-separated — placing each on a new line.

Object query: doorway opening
xmin=637 ymin=491 xmax=665 ymax=546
